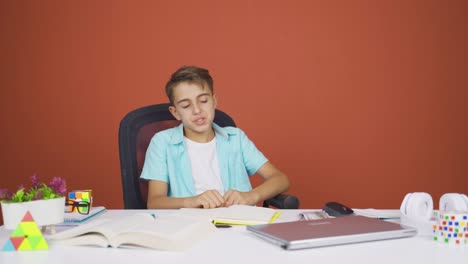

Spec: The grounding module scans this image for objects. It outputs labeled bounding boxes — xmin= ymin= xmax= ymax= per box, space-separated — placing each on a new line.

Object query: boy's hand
xmin=223 ymin=190 xmax=259 ymax=206
xmin=185 ymin=190 xmax=225 ymax=209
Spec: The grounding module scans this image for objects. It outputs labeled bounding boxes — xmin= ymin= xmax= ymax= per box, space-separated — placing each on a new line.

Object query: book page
xmin=47 ymin=213 xmax=215 ymax=251
xmin=47 ymin=218 xmax=110 ymax=240
xmin=48 ymin=233 xmax=110 ymax=248
xmin=99 ymin=213 xmax=156 ymax=239
xmin=47 ymin=213 xmax=156 ymax=242
xmin=110 ymin=215 xmax=217 ymax=251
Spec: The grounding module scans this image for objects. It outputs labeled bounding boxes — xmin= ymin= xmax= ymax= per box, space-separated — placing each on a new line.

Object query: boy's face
xmin=168 ymin=81 xmax=217 ymax=141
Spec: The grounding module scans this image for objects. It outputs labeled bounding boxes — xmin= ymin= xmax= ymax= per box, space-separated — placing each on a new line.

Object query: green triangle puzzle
xmin=2 ymin=211 xmax=48 ymax=251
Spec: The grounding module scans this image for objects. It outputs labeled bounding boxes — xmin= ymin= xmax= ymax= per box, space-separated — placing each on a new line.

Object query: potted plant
xmin=0 ymin=174 xmax=67 ymax=230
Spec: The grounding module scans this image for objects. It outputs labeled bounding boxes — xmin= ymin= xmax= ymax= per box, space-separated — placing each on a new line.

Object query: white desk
xmin=1 ymin=209 xmax=467 ymax=264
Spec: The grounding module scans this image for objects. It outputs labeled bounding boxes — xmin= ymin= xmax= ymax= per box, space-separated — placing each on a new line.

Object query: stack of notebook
xmin=63 ymin=206 xmax=106 ymax=224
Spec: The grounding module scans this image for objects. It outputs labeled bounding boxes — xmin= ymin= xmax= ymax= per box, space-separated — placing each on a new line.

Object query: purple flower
xmin=3 ymin=174 xmax=67 ymax=202
xmin=0 ymin=188 xmax=12 ymax=200
xmin=30 ymin=173 xmax=41 ymax=188
xmin=48 ymin=177 xmax=67 ymax=196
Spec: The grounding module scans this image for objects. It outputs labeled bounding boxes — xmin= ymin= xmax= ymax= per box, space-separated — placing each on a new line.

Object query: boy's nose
xmin=192 ymin=103 xmax=201 ymax=114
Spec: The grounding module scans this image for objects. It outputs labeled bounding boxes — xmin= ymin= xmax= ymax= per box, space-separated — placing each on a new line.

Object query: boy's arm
xmin=147 ymin=180 xmax=226 ymax=209
xmin=224 ymin=161 xmax=290 ymax=206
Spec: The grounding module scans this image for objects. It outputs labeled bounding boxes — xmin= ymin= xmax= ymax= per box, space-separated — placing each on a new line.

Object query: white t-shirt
xmin=184 ymin=136 xmax=224 ymax=195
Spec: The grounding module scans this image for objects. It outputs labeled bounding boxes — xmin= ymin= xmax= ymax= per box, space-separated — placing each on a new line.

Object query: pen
xmin=268 ymin=211 xmax=282 ymax=223
xmin=211 ymin=219 xmax=265 ymax=226
xmin=214 ymin=223 xmax=232 ymax=228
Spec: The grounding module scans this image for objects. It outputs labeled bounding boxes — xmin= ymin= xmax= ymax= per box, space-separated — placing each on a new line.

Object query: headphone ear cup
xmin=400 ymin=192 xmax=435 ymax=236
xmin=400 ymin=193 xmax=413 ymax=215
xmin=451 ymin=194 xmax=465 ymax=211
xmin=405 ymin=192 xmax=433 ymax=221
xmin=440 ymin=193 xmax=468 ymax=212
xmin=461 ymin=194 xmax=468 ymax=211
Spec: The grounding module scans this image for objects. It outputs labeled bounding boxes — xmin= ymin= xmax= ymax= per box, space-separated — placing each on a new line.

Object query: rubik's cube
xmin=433 ymin=211 xmax=468 ymax=245
xmin=68 ymin=190 xmax=93 ymax=212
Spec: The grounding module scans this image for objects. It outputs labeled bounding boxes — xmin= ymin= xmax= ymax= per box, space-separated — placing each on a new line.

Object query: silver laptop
xmin=247 ymin=215 xmax=417 ymax=250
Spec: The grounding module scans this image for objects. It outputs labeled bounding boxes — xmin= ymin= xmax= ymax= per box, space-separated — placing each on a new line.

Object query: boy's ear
xmin=168 ymin=105 xmax=181 ymax=120
xmin=213 ymin=95 xmax=218 ymax=108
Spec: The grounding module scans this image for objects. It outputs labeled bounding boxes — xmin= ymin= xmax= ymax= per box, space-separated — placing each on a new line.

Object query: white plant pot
xmin=1 ymin=197 xmax=65 ymax=229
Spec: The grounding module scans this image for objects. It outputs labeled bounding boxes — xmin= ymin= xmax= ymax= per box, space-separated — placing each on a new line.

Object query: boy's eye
xmin=181 ymin=104 xmax=190 ymax=109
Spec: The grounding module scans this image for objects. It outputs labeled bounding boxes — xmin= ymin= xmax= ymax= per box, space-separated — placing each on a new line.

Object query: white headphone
xmin=400 ymin=192 xmax=434 ymax=221
xmin=400 ymin=192 xmax=468 ymax=220
xmin=400 ymin=192 xmax=468 ymax=237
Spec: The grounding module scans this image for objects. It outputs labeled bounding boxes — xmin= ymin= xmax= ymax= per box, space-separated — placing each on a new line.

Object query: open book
xmin=47 ymin=213 xmax=217 ymax=251
xmin=179 ymin=205 xmax=280 ymax=225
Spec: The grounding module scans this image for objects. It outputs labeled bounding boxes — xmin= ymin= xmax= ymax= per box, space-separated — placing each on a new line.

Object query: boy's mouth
xmin=193 ymin=117 xmax=206 ymax=126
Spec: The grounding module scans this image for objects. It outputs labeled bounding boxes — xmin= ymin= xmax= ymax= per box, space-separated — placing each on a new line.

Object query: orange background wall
xmin=1 ymin=0 xmax=467 ymax=223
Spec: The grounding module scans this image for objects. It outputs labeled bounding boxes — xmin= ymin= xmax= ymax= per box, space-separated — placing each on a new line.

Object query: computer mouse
xmin=323 ymin=201 xmax=354 ymax=217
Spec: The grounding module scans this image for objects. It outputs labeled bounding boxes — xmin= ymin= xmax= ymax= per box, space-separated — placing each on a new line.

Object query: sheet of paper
xmin=178 ymin=205 xmax=276 ymax=222
xmin=353 ymin=209 xmax=400 ymax=219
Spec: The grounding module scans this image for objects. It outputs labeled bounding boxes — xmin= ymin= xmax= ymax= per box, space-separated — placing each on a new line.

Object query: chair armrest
xmin=263 ymin=193 xmax=300 ymax=209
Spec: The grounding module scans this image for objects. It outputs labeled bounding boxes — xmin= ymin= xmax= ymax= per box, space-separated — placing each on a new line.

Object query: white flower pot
xmin=1 ymin=197 xmax=65 ymax=229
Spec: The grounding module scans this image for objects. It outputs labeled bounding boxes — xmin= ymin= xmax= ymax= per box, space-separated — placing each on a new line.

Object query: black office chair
xmin=118 ymin=103 xmax=299 ymax=209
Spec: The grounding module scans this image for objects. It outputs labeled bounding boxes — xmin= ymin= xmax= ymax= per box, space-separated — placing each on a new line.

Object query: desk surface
xmin=1 ymin=209 xmax=467 ymax=264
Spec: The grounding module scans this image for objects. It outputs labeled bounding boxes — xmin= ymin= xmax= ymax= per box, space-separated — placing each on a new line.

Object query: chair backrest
xmin=118 ymin=103 xmax=236 ymax=209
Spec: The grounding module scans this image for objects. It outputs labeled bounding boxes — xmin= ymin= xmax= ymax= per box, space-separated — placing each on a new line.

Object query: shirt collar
xmin=170 ymin=122 xmax=235 ymax=144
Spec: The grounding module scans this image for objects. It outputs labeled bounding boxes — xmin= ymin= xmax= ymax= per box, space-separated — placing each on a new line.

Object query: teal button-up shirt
xmin=140 ymin=123 xmax=268 ymax=197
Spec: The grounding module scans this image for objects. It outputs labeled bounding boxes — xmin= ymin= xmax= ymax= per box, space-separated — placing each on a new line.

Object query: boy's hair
xmin=165 ymin=66 xmax=214 ymax=105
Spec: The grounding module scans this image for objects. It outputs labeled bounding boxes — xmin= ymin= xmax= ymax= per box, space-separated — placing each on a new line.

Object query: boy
xmin=140 ymin=66 xmax=289 ymax=209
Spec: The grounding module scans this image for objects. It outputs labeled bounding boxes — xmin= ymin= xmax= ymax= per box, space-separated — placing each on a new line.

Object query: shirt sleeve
xmin=140 ymin=133 xmax=169 ymax=182
xmin=239 ymin=129 xmax=268 ymax=176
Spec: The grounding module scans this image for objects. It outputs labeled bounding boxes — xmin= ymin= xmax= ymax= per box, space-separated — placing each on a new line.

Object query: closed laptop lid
xmin=247 ymin=215 xmax=417 ymax=250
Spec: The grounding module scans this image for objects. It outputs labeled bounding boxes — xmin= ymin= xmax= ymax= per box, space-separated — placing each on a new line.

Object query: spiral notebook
xmin=63 ymin=206 xmax=106 ymax=223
